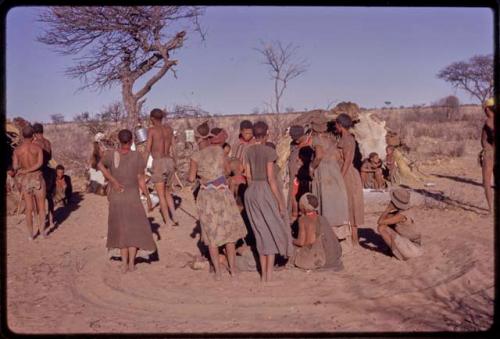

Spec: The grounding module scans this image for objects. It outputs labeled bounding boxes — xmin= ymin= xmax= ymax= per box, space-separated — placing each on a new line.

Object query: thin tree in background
xmin=38 ymin=6 xmax=205 ymax=128
xmin=256 ymin=40 xmax=308 ymax=114
xmin=437 ymin=54 xmax=493 ymax=104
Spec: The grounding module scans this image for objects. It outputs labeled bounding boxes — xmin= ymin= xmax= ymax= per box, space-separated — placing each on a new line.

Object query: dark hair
xmin=336 ymin=113 xmax=353 ymax=129
xmin=32 ymin=123 xmax=43 ymax=134
xmin=306 ymin=194 xmax=319 ymax=209
xmin=265 ymin=141 xmax=276 ymax=150
xmin=240 ymin=120 xmax=253 ymax=130
xmin=222 ymin=142 xmax=230 ymax=149
xmin=150 ymin=108 xmax=164 ymax=120
xmin=56 ymin=164 xmax=65 ymax=171
xmin=118 ymin=129 xmax=133 ymax=144
xmin=369 ymin=152 xmax=379 ymax=159
xmin=196 ymin=122 xmax=210 ymax=137
xmin=22 ymin=125 xmax=34 ymax=138
xmin=253 ymin=121 xmax=268 ymax=138
xmin=210 ymin=127 xmax=222 ymax=135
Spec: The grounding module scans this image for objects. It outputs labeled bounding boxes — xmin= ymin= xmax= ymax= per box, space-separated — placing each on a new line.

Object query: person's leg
xmin=351 ymin=224 xmax=359 ymax=246
xmin=377 ymin=224 xmax=393 ymax=248
xmin=482 ymin=160 xmax=494 ymax=213
xmin=35 ymin=186 xmax=47 ymax=238
xmin=374 ymin=169 xmax=385 ymax=189
xmin=164 ymin=187 xmax=178 ymax=226
xmin=225 ymin=242 xmax=239 ymax=276
xmin=154 ymin=182 xmax=170 ymax=225
xmin=128 ymin=247 xmax=137 ymax=271
xmin=259 ymin=255 xmax=267 ymax=282
xmin=23 ymin=192 xmax=34 ymax=240
xmin=120 ymin=248 xmax=129 ymax=273
xmin=360 ymin=172 xmax=368 ymax=188
xmin=266 ymin=254 xmax=275 ymax=282
xmin=208 ymin=245 xmax=222 ymax=281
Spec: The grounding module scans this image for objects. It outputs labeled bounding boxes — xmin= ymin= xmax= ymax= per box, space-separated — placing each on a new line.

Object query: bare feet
xmin=214 ymin=272 xmax=222 ymax=281
xmin=128 ymin=265 xmax=137 ymax=272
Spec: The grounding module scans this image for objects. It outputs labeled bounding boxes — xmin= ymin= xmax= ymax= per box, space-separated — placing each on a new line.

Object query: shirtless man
xmin=480 ymin=98 xmax=495 ymax=214
xmin=32 ymin=122 xmax=54 ymax=225
xmin=12 ymin=125 xmax=47 ymax=240
xmin=145 ymin=108 xmax=178 ymax=226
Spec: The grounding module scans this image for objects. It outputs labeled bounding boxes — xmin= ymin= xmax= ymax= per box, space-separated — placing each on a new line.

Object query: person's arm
xmin=340 ymin=137 xmax=354 ymax=177
xmin=144 ymin=127 xmax=153 ymax=161
xmin=481 ymin=126 xmax=488 ymax=147
xmin=310 ymin=143 xmax=324 ymax=170
xmin=97 ymin=161 xmax=124 ymax=192
xmin=378 ymin=206 xmax=405 ymax=225
xmin=187 ymin=159 xmax=198 ymax=183
xmin=47 ymin=140 xmax=52 ymax=160
xmin=293 ymin=218 xmax=306 ymax=246
xmin=18 ymin=147 xmax=43 ymax=174
xmin=12 ymin=150 xmax=19 ymax=173
xmin=267 ymin=162 xmax=285 ymax=216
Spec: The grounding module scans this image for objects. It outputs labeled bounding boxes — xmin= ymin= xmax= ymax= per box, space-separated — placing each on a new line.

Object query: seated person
xmin=383 ymin=145 xmax=399 ymax=185
xmin=360 ymin=152 xmax=385 ymax=189
xmin=52 ymin=165 xmax=73 ymax=207
xmin=222 ymin=142 xmax=231 ymax=158
xmin=293 ymin=193 xmax=343 ymax=271
xmin=87 ymin=140 xmax=107 ymax=195
xmin=377 ymin=189 xmax=423 ymax=260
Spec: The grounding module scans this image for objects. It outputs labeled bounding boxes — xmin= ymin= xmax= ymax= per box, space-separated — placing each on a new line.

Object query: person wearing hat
xmin=293 ymin=193 xmax=343 ymax=271
xmin=187 ymin=121 xmax=247 ymax=281
xmin=377 ymin=189 xmax=422 ymax=260
xmin=335 ymin=113 xmax=365 ymax=246
xmin=309 ymin=114 xmax=350 ymax=230
xmin=480 ymin=98 xmax=495 ymax=214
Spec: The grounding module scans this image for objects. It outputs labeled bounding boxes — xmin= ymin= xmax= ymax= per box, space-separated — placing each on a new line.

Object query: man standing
xmin=145 ymin=108 xmax=179 ymax=226
xmin=13 ymin=125 xmax=47 ymax=240
xmin=480 ymin=98 xmax=495 ymax=214
xmin=32 ymin=122 xmax=55 ymax=226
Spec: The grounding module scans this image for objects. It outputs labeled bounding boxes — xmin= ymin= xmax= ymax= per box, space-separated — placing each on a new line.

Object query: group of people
xmin=10 ymin=98 xmax=495 ymax=278
xmin=9 ymin=123 xmax=72 ymax=240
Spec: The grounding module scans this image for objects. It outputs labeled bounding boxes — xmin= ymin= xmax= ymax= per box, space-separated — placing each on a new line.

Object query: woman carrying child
xmin=187 ymin=123 xmax=247 ymax=281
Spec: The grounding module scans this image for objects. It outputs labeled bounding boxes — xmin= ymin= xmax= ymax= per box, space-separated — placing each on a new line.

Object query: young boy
xmin=360 ymin=152 xmax=385 ymax=189
xmin=233 ymin=120 xmax=254 ymax=161
xmin=377 ymin=189 xmax=422 ymax=260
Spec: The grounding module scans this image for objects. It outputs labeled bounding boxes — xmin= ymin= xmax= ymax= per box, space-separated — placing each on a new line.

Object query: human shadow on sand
xmin=46 ymin=192 xmax=84 ymax=235
xmin=358 ymin=227 xmax=392 ymax=257
xmin=400 ymin=184 xmax=488 ymax=214
xmin=432 ymin=174 xmax=483 ymax=187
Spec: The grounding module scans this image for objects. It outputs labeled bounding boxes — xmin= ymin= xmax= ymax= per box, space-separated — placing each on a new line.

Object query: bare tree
xmin=256 ymin=40 xmax=308 ymax=114
xmin=99 ymin=101 xmax=125 ymax=123
xmin=437 ymin=54 xmax=493 ymax=104
xmin=50 ymin=113 xmax=65 ymax=125
xmin=38 ymin=6 xmax=205 ymax=128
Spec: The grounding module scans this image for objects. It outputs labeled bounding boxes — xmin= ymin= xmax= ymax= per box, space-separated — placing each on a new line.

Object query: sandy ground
xmin=6 ymin=143 xmax=494 ymax=334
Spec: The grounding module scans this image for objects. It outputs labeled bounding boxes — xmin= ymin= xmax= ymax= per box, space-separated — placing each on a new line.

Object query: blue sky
xmin=6 ymin=6 xmax=494 ymax=122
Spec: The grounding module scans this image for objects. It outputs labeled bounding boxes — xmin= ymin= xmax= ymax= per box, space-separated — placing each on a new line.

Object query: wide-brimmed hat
xmin=311 ymin=115 xmax=328 ymax=133
xmin=390 ymin=189 xmax=411 ymax=210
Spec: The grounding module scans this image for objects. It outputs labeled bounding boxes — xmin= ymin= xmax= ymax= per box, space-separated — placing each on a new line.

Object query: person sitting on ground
xmin=383 ymin=145 xmax=399 ymax=185
xmin=88 ymin=134 xmax=107 ymax=196
xmin=293 ymin=193 xmax=343 ymax=271
xmin=360 ymin=152 xmax=385 ymax=189
xmin=52 ymin=164 xmax=73 ymax=208
xmin=377 ymin=189 xmax=422 ymax=261
xmin=233 ymin=120 xmax=254 ymax=162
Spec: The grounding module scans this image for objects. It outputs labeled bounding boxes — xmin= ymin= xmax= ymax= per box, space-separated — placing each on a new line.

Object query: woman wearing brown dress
xmin=335 ymin=113 xmax=365 ymax=246
xmin=98 ymin=129 xmax=156 ymax=273
xmin=480 ymin=98 xmax=495 ymax=214
xmin=244 ymin=121 xmax=293 ymax=282
xmin=187 ymin=123 xmax=247 ymax=281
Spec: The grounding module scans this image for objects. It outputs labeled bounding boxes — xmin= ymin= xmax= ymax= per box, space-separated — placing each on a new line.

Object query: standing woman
xmin=244 ymin=121 xmax=293 ymax=282
xmin=480 ymin=98 xmax=495 ymax=214
xmin=97 ymin=129 xmax=156 ymax=273
xmin=187 ymin=123 xmax=247 ymax=281
xmin=310 ymin=115 xmax=350 ymax=228
xmin=335 ymin=113 xmax=365 ymax=246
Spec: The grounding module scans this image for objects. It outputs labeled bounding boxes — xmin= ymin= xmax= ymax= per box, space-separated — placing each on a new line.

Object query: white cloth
xmin=89 ymin=168 xmax=106 ymax=185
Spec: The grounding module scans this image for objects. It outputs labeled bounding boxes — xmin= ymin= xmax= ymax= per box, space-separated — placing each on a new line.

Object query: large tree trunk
xmin=122 ymin=78 xmax=139 ymax=130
